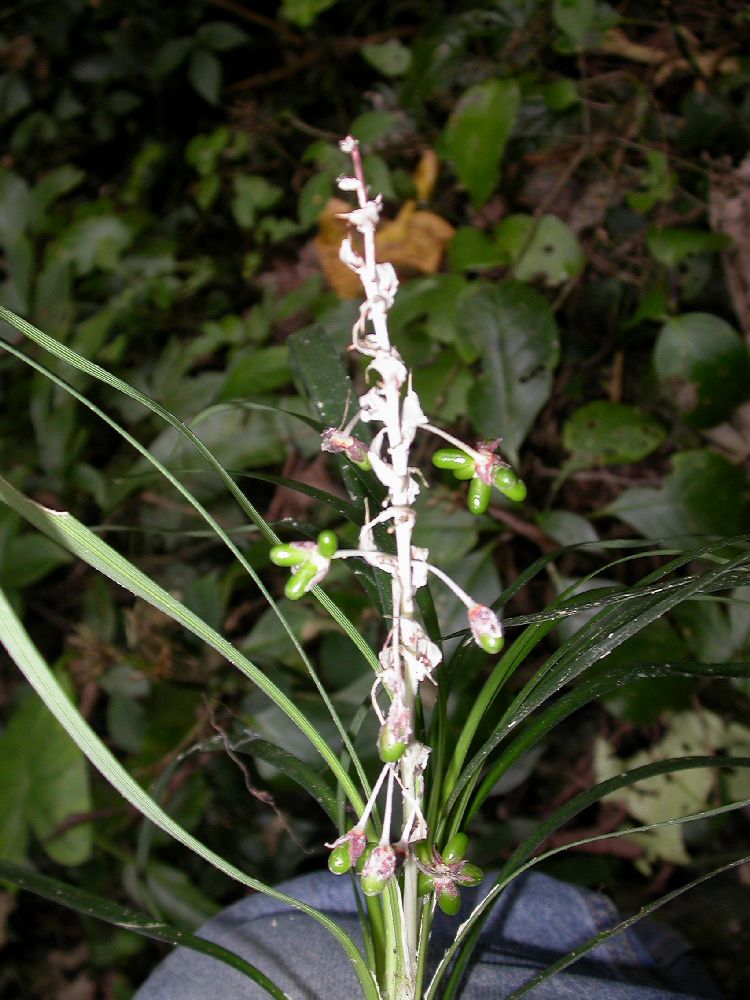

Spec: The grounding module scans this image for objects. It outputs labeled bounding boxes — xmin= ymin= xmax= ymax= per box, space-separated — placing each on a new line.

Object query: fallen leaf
xmin=314 ymin=198 xmax=454 ymax=299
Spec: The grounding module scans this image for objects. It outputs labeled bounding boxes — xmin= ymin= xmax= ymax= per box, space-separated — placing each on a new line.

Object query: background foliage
xmin=1 ymin=1 xmax=749 ymax=996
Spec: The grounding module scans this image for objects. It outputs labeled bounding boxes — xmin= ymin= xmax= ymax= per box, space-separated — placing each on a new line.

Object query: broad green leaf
xmin=220 ymin=345 xmax=292 ymax=398
xmin=1 ymin=531 xmax=72 ymax=590
xmin=349 ymin=111 xmax=400 ymax=145
xmin=646 ymin=227 xmax=730 ymax=268
xmin=541 ymin=78 xmax=579 ymax=110
xmin=536 ymin=510 xmax=598 ymax=548
xmin=413 ymin=490 xmax=479 ymax=564
xmin=448 ymin=228 xmax=507 ymax=272
xmin=460 ymin=282 xmax=560 ymax=463
xmin=27 ymin=164 xmax=85 ymax=232
xmin=53 ymin=214 xmax=133 ymax=275
xmin=281 ymin=0 xmax=340 ymax=27
xmin=298 ymin=171 xmax=333 ymax=227
xmin=0 ymin=587 xmax=379 ymax=1000
xmin=0 ymin=672 xmax=91 ymax=865
xmin=496 ymin=214 xmax=584 ymax=286
xmin=231 ymin=175 xmax=283 ymax=229
xmin=188 ymin=48 xmax=222 ymax=105
xmin=553 ymin=0 xmax=595 ymax=49
xmin=653 ymin=312 xmax=750 ymax=428
xmin=125 ymin=859 xmax=219 ymax=927
xmin=562 ymin=401 xmax=666 ymax=467
xmin=196 ymin=21 xmax=248 ymax=50
xmin=360 ymin=41 xmax=412 ymax=77
xmin=186 ymin=126 xmax=231 ymax=176
xmin=605 ymin=449 xmax=749 ymax=541
xmin=439 ymin=79 xmax=520 ymax=207
xmin=0 ymin=859 xmax=288 ymax=1000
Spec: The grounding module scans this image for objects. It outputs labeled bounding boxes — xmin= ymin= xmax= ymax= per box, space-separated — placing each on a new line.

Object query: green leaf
xmin=653 ymin=312 xmax=750 ymax=428
xmin=460 ymin=283 xmax=560 ymax=463
xmin=189 ymin=48 xmax=222 ymax=105
xmin=1 ymin=531 xmax=72 ymax=589
xmin=605 ymin=449 xmax=749 ymax=540
xmin=627 ymin=151 xmax=674 ymax=212
xmin=448 ymin=228 xmax=507 ymax=272
xmin=231 ymin=175 xmax=283 ymax=229
xmin=349 ymin=111 xmax=400 ymax=146
xmin=646 ymin=227 xmax=730 ymax=268
xmin=27 ymin=165 xmax=85 ymax=233
xmin=553 ymin=0 xmax=595 ymax=49
xmin=0 ymin=672 xmax=91 ymax=865
xmin=220 ymin=345 xmax=292 ymax=398
xmin=360 ymin=40 xmax=412 ymax=77
xmin=0 ymin=859 xmax=289 ymax=1000
xmin=563 ymin=401 xmax=666 ymax=467
xmin=536 ymin=510 xmax=598 ymax=548
xmin=53 ymin=214 xmax=133 ymax=275
xmin=186 ymin=126 xmax=231 ymax=176
xmin=0 ymin=168 xmax=29 ymax=241
xmin=196 ymin=21 xmax=248 ymax=51
xmin=496 ymin=214 xmax=585 ymax=286
xmin=439 ymin=79 xmax=520 ymax=207
xmin=125 ymin=859 xmax=219 ymax=928
xmin=281 ymin=0 xmax=340 ymax=28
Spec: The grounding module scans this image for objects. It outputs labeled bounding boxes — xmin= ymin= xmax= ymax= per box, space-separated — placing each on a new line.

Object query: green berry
xmin=378 ymin=725 xmax=407 ymax=763
xmin=270 ymin=544 xmax=306 ymax=567
xmin=432 ymin=448 xmax=474 ymax=471
xmin=453 ymin=463 xmax=477 ymax=481
xmin=467 ymin=476 xmax=491 ymax=515
xmin=478 ymin=631 xmax=504 ymax=655
xmin=437 ymin=888 xmax=461 ymax=916
xmin=328 ymin=843 xmax=352 ymax=875
xmin=442 ymin=833 xmax=468 ymax=864
xmin=493 ymin=467 xmax=527 ymax=503
xmin=417 ymin=873 xmax=435 ymax=896
xmin=360 ymin=873 xmax=388 ymax=897
xmin=461 ymin=863 xmax=484 ymax=887
xmin=316 ymin=530 xmax=338 ymax=558
xmin=285 ymin=561 xmax=318 ymax=600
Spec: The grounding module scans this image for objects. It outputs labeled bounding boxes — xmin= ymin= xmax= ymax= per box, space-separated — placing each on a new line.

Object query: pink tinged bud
xmin=321 ymin=428 xmax=370 ymax=468
xmin=468 ymin=604 xmax=504 ymax=655
xmin=325 ymin=827 xmax=367 ymax=865
xmin=362 ymin=844 xmax=396 ymax=882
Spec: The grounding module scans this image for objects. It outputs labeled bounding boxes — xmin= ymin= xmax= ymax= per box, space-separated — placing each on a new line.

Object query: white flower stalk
xmin=273 ymin=136 xmax=515 ymax=1000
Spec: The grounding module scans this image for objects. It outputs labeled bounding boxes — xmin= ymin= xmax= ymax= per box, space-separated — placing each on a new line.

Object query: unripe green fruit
xmin=417 ymin=873 xmax=435 ymax=896
xmin=270 ymin=544 xmax=305 ymax=567
xmin=461 ymin=863 xmax=484 ymax=886
xmin=353 ymin=455 xmax=372 ymax=471
xmin=328 ymin=843 xmax=352 ymax=875
xmin=316 ymin=530 xmax=338 ymax=558
xmin=453 ymin=463 xmax=477 ymax=481
xmin=285 ymin=561 xmax=318 ymax=600
xmin=493 ymin=467 xmax=527 ymax=503
xmin=442 ymin=832 xmax=468 ymax=864
xmin=478 ymin=631 xmax=504 ymax=655
xmin=438 ymin=888 xmax=461 ymax=916
xmin=432 ymin=448 xmax=474 ymax=471
xmin=361 ymin=872 xmax=388 ymax=896
xmin=467 ymin=476 xmax=491 ymax=515
xmin=378 ymin=725 xmax=407 ymax=763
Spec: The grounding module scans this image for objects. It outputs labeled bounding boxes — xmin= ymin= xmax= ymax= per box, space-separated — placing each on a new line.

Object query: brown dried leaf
xmin=314 ymin=198 xmax=454 ymax=299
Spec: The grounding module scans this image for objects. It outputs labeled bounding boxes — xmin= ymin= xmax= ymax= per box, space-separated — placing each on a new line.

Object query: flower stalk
xmin=269 ymin=136 xmax=526 ymax=999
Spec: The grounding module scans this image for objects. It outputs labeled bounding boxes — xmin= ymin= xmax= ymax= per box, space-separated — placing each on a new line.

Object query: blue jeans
xmin=133 ymin=870 xmax=719 ymax=999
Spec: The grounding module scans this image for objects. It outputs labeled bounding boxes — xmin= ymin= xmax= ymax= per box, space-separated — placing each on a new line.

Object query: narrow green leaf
xmin=0 ymin=583 xmax=380 ymax=1000
xmin=0 ymin=859 xmax=288 ymax=1000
